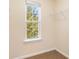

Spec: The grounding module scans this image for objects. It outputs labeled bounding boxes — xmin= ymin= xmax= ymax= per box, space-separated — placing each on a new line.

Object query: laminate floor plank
xmin=24 ymin=50 xmax=68 ymax=59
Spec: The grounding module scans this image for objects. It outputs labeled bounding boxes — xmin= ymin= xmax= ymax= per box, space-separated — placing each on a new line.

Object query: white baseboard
xmin=55 ymin=48 xmax=69 ymax=58
xmin=14 ymin=48 xmax=56 ymax=59
xmin=14 ymin=48 xmax=68 ymax=59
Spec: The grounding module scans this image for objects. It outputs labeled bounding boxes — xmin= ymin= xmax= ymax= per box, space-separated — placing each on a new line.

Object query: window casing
xmin=24 ymin=1 xmax=41 ymax=42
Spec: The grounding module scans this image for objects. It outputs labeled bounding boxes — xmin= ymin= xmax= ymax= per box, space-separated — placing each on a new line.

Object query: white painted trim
xmin=55 ymin=48 xmax=69 ymax=58
xmin=24 ymin=37 xmax=42 ymax=42
xmin=14 ymin=48 xmax=56 ymax=59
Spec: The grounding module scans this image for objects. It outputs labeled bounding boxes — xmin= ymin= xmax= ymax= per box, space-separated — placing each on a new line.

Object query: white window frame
xmin=24 ymin=0 xmax=41 ymax=42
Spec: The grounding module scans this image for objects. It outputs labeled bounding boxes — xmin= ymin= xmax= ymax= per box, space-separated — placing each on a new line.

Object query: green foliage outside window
xmin=26 ymin=4 xmax=39 ymax=39
xmin=27 ymin=23 xmax=38 ymax=39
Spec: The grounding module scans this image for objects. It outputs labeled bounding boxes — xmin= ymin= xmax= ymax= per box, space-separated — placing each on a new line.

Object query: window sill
xmin=24 ymin=38 xmax=41 ymax=43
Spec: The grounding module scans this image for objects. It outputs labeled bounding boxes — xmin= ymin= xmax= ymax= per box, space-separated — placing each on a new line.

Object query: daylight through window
xmin=25 ymin=1 xmax=41 ymax=41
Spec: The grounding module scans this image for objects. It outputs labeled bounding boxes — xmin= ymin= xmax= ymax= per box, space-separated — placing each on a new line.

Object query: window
xmin=24 ymin=1 xmax=41 ymax=42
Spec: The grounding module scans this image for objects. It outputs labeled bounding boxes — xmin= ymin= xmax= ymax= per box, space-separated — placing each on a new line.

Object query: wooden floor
xmin=24 ymin=50 xmax=68 ymax=59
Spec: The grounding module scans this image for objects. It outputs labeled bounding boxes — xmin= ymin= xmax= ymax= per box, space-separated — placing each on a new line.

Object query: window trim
xmin=24 ymin=0 xmax=41 ymax=42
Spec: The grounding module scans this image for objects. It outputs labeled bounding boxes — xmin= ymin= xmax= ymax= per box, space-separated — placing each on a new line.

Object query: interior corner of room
xmin=9 ymin=0 xmax=69 ymax=59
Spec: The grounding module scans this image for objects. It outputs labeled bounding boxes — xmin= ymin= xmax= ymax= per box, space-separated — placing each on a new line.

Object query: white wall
xmin=9 ymin=0 xmax=56 ymax=59
xmin=55 ymin=0 xmax=69 ymax=55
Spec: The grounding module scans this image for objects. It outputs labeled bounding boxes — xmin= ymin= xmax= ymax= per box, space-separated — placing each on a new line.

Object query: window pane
xmin=27 ymin=22 xmax=38 ymax=39
xmin=27 ymin=5 xmax=33 ymax=21
xmin=26 ymin=2 xmax=41 ymax=40
xmin=32 ymin=6 xmax=39 ymax=21
xmin=33 ymin=15 xmax=38 ymax=21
